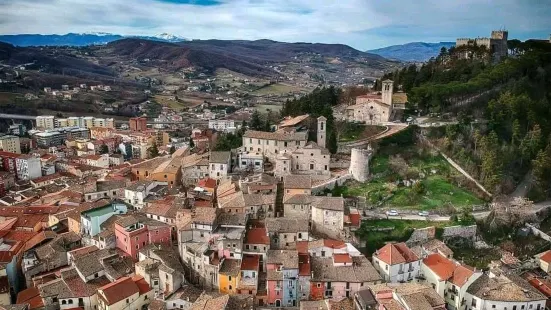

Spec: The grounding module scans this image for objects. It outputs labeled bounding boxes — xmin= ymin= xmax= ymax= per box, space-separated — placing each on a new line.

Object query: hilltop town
xmin=0 ymin=30 xmax=549 ymax=310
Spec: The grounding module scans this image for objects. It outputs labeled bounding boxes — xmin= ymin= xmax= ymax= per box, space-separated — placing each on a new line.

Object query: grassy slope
xmin=339 ymin=146 xmax=483 ymax=210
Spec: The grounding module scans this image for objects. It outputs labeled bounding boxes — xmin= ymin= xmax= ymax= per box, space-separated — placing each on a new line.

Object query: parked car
xmin=418 ymin=211 xmax=430 ymax=217
xmin=386 ymin=210 xmax=399 ymax=216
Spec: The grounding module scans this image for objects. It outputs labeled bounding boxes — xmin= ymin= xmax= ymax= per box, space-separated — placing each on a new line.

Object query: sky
xmin=0 ymin=0 xmax=550 ymax=50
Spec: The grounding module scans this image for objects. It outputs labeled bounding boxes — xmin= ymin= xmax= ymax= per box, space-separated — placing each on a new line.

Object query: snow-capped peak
xmin=82 ymin=31 xmax=116 ymax=36
xmin=155 ymin=33 xmax=184 ymax=41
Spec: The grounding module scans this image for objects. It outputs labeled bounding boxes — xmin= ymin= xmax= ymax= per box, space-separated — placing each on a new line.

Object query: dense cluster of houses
xmin=0 ymin=109 xmax=550 ymax=310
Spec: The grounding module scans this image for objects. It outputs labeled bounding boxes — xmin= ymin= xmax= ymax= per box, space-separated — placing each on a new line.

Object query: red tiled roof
xmin=323 ymin=239 xmax=346 ymax=249
xmin=333 ymin=253 xmax=353 ymax=264
xmin=133 ymin=275 xmax=152 ymax=295
xmin=99 ymin=277 xmax=139 ymax=305
xmin=299 ymin=254 xmax=310 ymax=276
xmin=31 ymin=173 xmax=63 ymax=184
xmin=528 ymin=277 xmax=551 ymax=297
xmin=5 ymin=230 xmax=37 ymax=243
xmin=296 ymin=241 xmax=308 ymax=254
xmin=194 ymin=200 xmax=213 ymax=208
xmin=241 ymin=255 xmax=260 ymax=271
xmin=198 ymin=178 xmax=217 ymax=189
xmin=17 ymin=287 xmax=44 ymax=309
xmin=423 ymin=253 xmax=474 ymax=287
xmin=376 ymin=242 xmax=419 ymax=265
xmin=245 ymin=227 xmax=269 ymax=245
xmin=14 ymin=214 xmax=46 ymax=229
xmin=540 ymin=250 xmax=551 ymax=263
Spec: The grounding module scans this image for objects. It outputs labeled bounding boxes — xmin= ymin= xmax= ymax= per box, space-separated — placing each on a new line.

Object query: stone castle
xmin=456 ymin=30 xmax=508 ymax=62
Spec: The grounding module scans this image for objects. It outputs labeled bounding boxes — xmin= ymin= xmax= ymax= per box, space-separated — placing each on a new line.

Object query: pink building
xmin=115 ymin=214 xmax=171 ymax=260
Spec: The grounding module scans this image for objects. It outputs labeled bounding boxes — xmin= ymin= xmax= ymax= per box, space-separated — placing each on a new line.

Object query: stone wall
xmin=441 ymin=225 xmax=477 ymax=241
xmin=311 ymin=174 xmax=351 ymax=194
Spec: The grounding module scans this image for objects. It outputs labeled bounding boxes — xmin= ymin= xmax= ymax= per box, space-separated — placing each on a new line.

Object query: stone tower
xmin=317 ymin=116 xmax=327 ymax=149
xmin=382 ymin=80 xmax=393 ymax=106
xmin=349 ymin=147 xmax=372 ymax=182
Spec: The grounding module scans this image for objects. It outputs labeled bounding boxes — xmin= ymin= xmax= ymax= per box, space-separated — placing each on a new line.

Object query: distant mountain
xmin=0 ymin=33 xmax=186 ymax=47
xmin=368 ymin=42 xmax=455 ymax=62
xmin=100 ymin=38 xmax=396 ymax=76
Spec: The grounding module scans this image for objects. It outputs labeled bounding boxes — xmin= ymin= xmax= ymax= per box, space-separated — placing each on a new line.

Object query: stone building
xmin=349 ymin=147 xmax=372 ymax=182
xmin=456 ymin=30 xmax=508 ymax=62
xmin=275 ymin=142 xmax=330 ymax=180
xmin=345 ymin=80 xmax=396 ymax=125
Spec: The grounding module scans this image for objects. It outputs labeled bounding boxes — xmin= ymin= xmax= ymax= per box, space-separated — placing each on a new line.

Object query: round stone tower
xmin=349 ymin=147 xmax=372 ymax=182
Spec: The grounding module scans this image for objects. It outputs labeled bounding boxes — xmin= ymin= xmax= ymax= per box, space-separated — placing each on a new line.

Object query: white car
xmin=418 ymin=211 xmax=430 ymax=216
xmin=386 ymin=210 xmax=399 ymax=216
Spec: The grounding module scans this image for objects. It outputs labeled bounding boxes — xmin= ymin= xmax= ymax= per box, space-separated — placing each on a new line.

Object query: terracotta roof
xmin=283 ymin=175 xmax=312 ymax=189
xmin=333 ymin=253 xmax=353 ymax=264
xmin=198 ymin=178 xmax=217 ymax=189
xmin=279 ymin=114 xmax=309 ymax=127
xmin=375 ymin=242 xmax=419 ymax=265
xmin=16 ymin=287 xmax=44 ymax=309
xmin=308 ymin=239 xmax=346 ymax=250
xmin=245 ymin=227 xmax=269 ymax=245
xmin=219 ymin=259 xmax=240 ymax=276
xmin=299 ymin=253 xmax=310 ymax=276
xmin=266 ymin=250 xmax=298 ymax=269
xmin=467 ymin=272 xmax=546 ymax=302
xmin=98 ymin=277 xmax=140 ymax=305
xmin=423 ymin=253 xmax=475 ymax=287
xmin=241 ymin=255 xmax=260 ymax=271
xmin=539 ymin=250 xmax=551 ymax=263
xmin=243 ymin=129 xmax=308 ymax=142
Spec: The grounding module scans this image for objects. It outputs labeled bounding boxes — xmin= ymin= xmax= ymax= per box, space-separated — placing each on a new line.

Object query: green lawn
xmin=358 ymin=219 xmax=473 ymax=255
xmin=337 ymin=146 xmax=483 ymax=210
xmin=252 ymin=83 xmax=304 ymax=96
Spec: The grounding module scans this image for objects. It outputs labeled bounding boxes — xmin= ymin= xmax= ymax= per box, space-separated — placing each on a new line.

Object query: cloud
xmin=0 ymin=0 xmax=549 ymax=50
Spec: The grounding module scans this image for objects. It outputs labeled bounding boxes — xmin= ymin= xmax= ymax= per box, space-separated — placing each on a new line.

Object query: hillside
xmin=380 ymin=40 xmax=551 ymax=199
xmin=98 ymin=38 xmax=398 ymax=77
xmin=0 ymin=42 xmax=115 ymax=78
xmin=368 ymin=42 xmax=455 ymax=62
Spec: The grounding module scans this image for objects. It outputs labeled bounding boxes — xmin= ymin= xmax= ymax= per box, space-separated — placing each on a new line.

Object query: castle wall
xmin=349 ymin=148 xmax=371 ymax=182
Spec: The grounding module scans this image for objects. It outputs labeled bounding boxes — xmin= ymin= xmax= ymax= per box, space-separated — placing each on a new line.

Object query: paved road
xmin=362 ymin=210 xmax=491 ymax=222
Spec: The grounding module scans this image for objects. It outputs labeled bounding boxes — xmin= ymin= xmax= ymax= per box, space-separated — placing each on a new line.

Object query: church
xmin=344 ymin=80 xmax=405 ymax=125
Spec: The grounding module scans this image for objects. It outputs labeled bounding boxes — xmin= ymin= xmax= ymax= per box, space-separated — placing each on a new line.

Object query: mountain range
xmin=368 ymin=41 xmax=455 ymax=62
xmin=0 ymin=32 xmax=186 ymax=47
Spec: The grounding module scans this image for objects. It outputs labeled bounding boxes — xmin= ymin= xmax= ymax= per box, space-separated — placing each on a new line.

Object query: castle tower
xmin=382 ymin=80 xmax=393 ymax=106
xmin=317 ymin=116 xmax=327 ymax=149
xmin=349 ymin=147 xmax=372 ymax=182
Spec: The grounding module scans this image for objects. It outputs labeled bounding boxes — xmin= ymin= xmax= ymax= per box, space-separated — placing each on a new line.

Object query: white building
xmin=236 ymin=150 xmax=264 ymax=172
xmin=124 ymin=180 xmax=165 ymax=209
xmin=37 ymin=115 xmax=56 ymax=130
xmin=276 ymin=142 xmax=330 ymax=180
xmin=208 ymin=119 xmax=238 ymax=133
xmin=0 ymin=135 xmax=21 ymax=154
xmin=421 ymin=253 xmax=482 ymax=310
xmin=310 ymin=196 xmax=345 ymax=239
xmin=372 ymin=242 xmax=422 ymax=283
xmin=209 ymin=151 xmax=231 ymax=179
xmin=465 ymin=270 xmax=546 ymax=310
xmin=16 ymin=155 xmax=42 ymax=180
xmin=242 ymin=130 xmax=308 ymax=161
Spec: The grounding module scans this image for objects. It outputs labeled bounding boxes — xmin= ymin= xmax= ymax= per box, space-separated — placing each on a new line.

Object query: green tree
xmin=250 ymin=110 xmax=263 ymax=130
xmin=148 ymin=143 xmax=159 ymax=158
xmin=189 ymin=138 xmax=195 ymax=149
xmin=99 ymin=144 xmax=109 ymax=154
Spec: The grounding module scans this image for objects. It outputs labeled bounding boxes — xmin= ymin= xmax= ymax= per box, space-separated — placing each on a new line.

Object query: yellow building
xmin=0 ymin=135 xmax=21 ymax=154
xmin=218 ymin=259 xmax=240 ymax=294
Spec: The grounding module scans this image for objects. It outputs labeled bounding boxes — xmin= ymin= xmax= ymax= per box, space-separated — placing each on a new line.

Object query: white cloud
xmin=0 ymin=0 xmax=549 ymax=50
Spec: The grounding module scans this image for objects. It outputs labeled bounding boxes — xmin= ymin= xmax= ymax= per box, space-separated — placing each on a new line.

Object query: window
xmin=325 ymin=165 xmax=328 ymax=170
xmin=310 ymin=163 xmax=314 ymax=170
xmin=317 ymin=283 xmax=321 ymax=288
xmin=62 ymin=300 xmax=67 ymax=305
xmin=164 ymin=174 xmax=167 ymax=178
xmin=126 ymin=299 xmax=129 ymax=304
xmin=321 ymin=251 xmax=325 ymax=257
xmin=245 ymin=244 xmax=250 ymax=250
